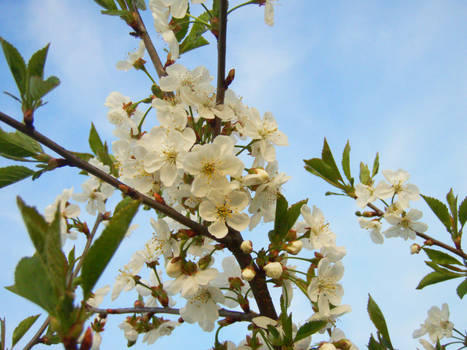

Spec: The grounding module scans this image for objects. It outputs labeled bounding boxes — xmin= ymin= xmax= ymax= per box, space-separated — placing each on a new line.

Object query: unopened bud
xmin=410 ymin=243 xmax=421 ymax=255
xmin=240 ymin=240 xmax=253 ymax=254
xmin=157 ymin=289 xmax=169 ymax=307
xmin=134 ymin=300 xmax=144 ymax=308
xmin=79 ymin=327 xmax=93 ymax=350
xmin=334 ymin=339 xmax=353 ymax=350
xmin=198 ymin=255 xmax=212 ymax=270
xmin=225 ymin=68 xmax=235 ymax=88
xmin=166 ymin=258 xmax=182 ymax=278
xmin=319 ymin=343 xmax=337 ymax=350
xmin=285 ymin=240 xmax=303 ymax=255
xmin=263 ymin=262 xmax=283 ymax=279
xmin=241 ymin=266 xmax=256 ymax=281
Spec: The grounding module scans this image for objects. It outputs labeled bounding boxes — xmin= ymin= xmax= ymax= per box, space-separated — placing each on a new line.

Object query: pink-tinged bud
xmin=240 ymin=240 xmax=253 ymax=254
xmin=285 ymin=240 xmax=303 ymax=255
xmin=410 ymin=243 xmax=421 ymax=254
xmin=263 ymin=262 xmax=283 ymax=279
xmin=241 ymin=266 xmax=256 ymax=281
xmin=334 ymin=339 xmax=353 ymax=350
xmin=166 ymin=258 xmax=182 ymax=278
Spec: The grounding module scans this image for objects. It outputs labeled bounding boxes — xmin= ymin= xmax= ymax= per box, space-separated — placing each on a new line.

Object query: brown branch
xmin=366 ymin=203 xmax=467 ymax=260
xmin=132 ymin=8 xmax=167 ymax=78
xmin=0 ymin=110 xmax=278 ymax=320
xmin=24 ymin=317 xmax=49 ymax=350
xmin=213 ymin=0 xmax=228 ymax=137
xmin=88 ymin=306 xmax=258 ymax=322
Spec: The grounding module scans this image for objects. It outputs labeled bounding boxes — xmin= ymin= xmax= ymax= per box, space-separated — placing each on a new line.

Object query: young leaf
xmin=16 ymin=197 xmax=68 ymax=296
xmin=341 ymin=140 xmax=352 ymax=183
xmin=416 ymin=271 xmax=462 ymax=290
xmin=368 ymin=335 xmax=385 ymax=350
xmin=371 ymin=152 xmax=379 ymax=177
xmin=286 ymin=199 xmax=307 ymax=235
xmin=81 ymin=199 xmax=140 ymax=298
xmin=359 ymin=162 xmax=371 ymax=185
xmin=29 ymin=75 xmax=60 ymax=100
xmin=294 ymin=321 xmax=326 ymax=342
xmin=422 ymin=248 xmax=462 ymax=266
xmin=88 ymin=122 xmax=105 ymax=156
xmin=12 ymin=314 xmax=40 ymax=347
xmin=27 ymin=44 xmax=50 ymax=79
xmin=321 ymin=138 xmax=343 ymax=182
xmin=179 ymin=12 xmax=211 ymax=55
xmin=94 ymin=0 xmax=117 ymax=10
xmin=171 ymin=11 xmax=190 ymax=42
xmin=421 ymin=195 xmax=451 ymax=233
xmin=304 ymin=158 xmax=343 ymax=188
xmin=0 ymin=317 xmax=5 ymax=350
xmin=446 ymin=189 xmax=458 ymax=235
xmin=458 ymin=196 xmax=467 ymax=228
xmin=456 ymin=278 xmax=467 ymax=299
xmin=367 ymin=294 xmax=393 ymax=349
xmin=0 ymin=37 xmax=27 ymax=96
xmin=0 ymin=127 xmax=42 ymax=159
xmin=273 ymin=194 xmax=288 ymax=241
xmin=6 ymin=256 xmax=59 ymax=314
xmin=0 ymin=166 xmax=34 ymax=188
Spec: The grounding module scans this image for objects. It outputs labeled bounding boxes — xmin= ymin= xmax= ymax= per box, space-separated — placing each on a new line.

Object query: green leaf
xmin=367 ymin=294 xmax=393 ymax=349
xmin=371 ymin=152 xmax=379 ymax=177
xmin=266 ymin=325 xmax=282 ymax=346
xmin=368 ymin=335 xmax=385 ymax=350
xmin=88 ymin=123 xmax=116 ymax=176
xmin=421 ymin=195 xmax=451 ymax=233
xmin=27 ymin=44 xmax=50 ymax=79
xmin=94 ymin=0 xmax=117 ymax=10
xmin=286 ymin=199 xmax=307 ymax=235
xmin=273 ymin=194 xmax=288 ymax=242
xmin=416 ymin=271 xmax=462 ymax=290
xmin=132 ymin=0 xmax=146 ymax=10
xmin=423 ymin=248 xmax=462 ymax=266
xmin=446 ymin=189 xmax=458 ymax=235
xmin=29 ymin=76 xmax=60 ymax=100
xmin=359 ymin=162 xmax=371 ymax=185
xmin=179 ymin=12 xmax=211 ymax=55
xmin=321 ymin=138 xmax=343 ymax=182
xmin=458 ymin=196 xmax=467 ymax=228
xmin=456 ymin=278 xmax=467 ymax=299
xmin=0 ymin=317 xmax=5 ymax=350
xmin=0 ymin=127 xmax=43 ymax=158
xmin=12 ymin=314 xmax=40 ymax=347
xmin=81 ymin=199 xmax=140 ymax=298
xmin=0 ymin=166 xmax=34 ymax=188
xmin=294 ymin=321 xmax=326 ymax=342
xmin=171 ymin=11 xmax=190 ymax=42
xmin=6 ymin=256 xmax=59 ymax=313
xmin=0 ymin=37 xmax=27 ymax=96
xmin=304 ymin=158 xmax=343 ymax=189
xmin=17 ymin=197 xmax=67 ymax=296
xmin=341 ymin=140 xmax=352 ymax=183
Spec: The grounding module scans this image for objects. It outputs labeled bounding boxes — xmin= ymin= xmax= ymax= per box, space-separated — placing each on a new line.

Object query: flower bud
xmin=319 ymin=343 xmax=337 ymax=350
xmin=263 ymin=262 xmax=283 ymax=279
xmin=410 ymin=243 xmax=421 ymax=254
xmin=241 ymin=266 xmax=256 ymax=281
xmin=334 ymin=339 xmax=353 ymax=350
xmin=240 ymin=240 xmax=253 ymax=254
xmin=285 ymin=240 xmax=303 ymax=255
xmin=166 ymin=258 xmax=182 ymax=278
xmin=244 ymin=168 xmax=269 ymax=186
xmin=198 ymin=255 xmax=212 ymax=270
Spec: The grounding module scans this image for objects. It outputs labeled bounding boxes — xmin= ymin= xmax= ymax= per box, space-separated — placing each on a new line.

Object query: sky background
xmin=0 ymin=0 xmax=466 ymax=349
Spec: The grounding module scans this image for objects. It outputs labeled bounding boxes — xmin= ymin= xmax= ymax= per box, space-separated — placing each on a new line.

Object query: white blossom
xmin=299 ymin=205 xmax=336 ymax=249
xmin=413 ymin=303 xmax=453 ymax=343
xmin=358 ymin=218 xmax=384 ymax=244
xmin=116 ymin=40 xmax=145 ymax=71
xmin=384 ymin=209 xmax=428 ymax=240
xmin=180 ymin=286 xmax=224 ymax=331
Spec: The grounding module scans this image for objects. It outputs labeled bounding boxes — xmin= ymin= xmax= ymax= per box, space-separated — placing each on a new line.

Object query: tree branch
xmin=366 ymin=203 xmax=467 ymax=260
xmin=88 ymin=306 xmax=258 ymax=322
xmin=213 ymin=0 xmax=228 ymax=136
xmin=23 ymin=317 xmax=49 ymax=350
xmin=132 ymin=8 xmax=167 ymax=79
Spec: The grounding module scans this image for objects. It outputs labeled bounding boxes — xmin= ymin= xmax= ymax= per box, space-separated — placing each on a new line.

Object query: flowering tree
xmin=0 ymin=1 xmax=465 ymax=350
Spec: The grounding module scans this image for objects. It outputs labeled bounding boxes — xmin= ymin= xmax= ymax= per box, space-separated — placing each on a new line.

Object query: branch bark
xmin=88 ymin=306 xmax=258 ymax=322
xmin=23 ymin=317 xmax=50 ymax=350
xmin=213 ymin=0 xmax=228 ymax=136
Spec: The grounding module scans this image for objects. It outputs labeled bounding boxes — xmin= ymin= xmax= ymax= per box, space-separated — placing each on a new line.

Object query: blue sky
xmin=0 ymin=0 xmax=466 ymax=349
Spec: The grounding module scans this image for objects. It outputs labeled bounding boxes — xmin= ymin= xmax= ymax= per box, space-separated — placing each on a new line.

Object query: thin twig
xmin=71 ymin=214 xmax=104 ymax=282
xmin=133 ymin=8 xmax=167 ymax=78
xmin=366 ymin=203 xmax=467 ymax=260
xmin=213 ymin=0 xmax=228 ymax=136
xmin=23 ymin=317 xmax=50 ymax=350
xmin=88 ymin=306 xmax=258 ymax=322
